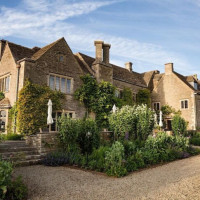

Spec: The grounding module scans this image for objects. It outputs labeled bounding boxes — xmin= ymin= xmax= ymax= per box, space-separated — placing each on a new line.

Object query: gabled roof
xmin=0 ymin=98 xmax=11 ymax=109
xmin=186 ymin=75 xmax=197 ymax=83
xmin=76 ymin=53 xmax=147 ymax=87
xmin=74 ymin=53 xmax=93 ymax=74
xmin=7 ymin=41 xmax=35 ymax=62
xmin=31 ymin=37 xmax=64 ymax=60
xmin=174 ymin=72 xmax=195 ymax=90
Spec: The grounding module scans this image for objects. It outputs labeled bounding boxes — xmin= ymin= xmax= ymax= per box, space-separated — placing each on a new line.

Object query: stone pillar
xmin=94 ymin=41 xmax=104 ymax=62
xmin=125 ymin=62 xmax=133 ymax=72
xmin=103 ymin=43 xmax=111 ymax=64
xmin=165 ymin=63 xmax=174 ymax=75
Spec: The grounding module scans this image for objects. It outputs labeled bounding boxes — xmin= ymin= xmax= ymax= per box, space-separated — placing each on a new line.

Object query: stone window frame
xmin=180 ymin=99 xmax=189 ymax=110
xmin=0 ymin=73 xmax=11 ymax=93
xmin=49 ymin=110 xmax=76 ymax=132
xmin=153 ymin=102 xmax=160 ymax=111
xmin=0 ymin=109 xmax=7 ymax=133
xmin=48 ymin=73 xmax=74 ymax=94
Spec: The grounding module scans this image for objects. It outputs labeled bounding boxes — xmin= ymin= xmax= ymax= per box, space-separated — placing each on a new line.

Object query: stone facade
xmin=0 ymin=37 xmax=200 ymax=133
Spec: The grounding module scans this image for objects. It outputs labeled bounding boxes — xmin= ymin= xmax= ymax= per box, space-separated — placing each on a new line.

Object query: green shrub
xmin=105 ymin=141 xmax=127 ymax=177
xmin=126 ymin=150 xmax=145 ymax=172
xmin=88 ymin=146 xmax=110 ymax=171
xmin=5 ymin=176 xmax=28 ymax=200
xmin=172 ymin=115 xmax=187 ymax=136
xmin=0 ymin=160 xmax=13 ymax=199
xmin=108 ymin=105 xmax=154 ymax=141
xmin=142 ymin=132 xmax=189 ymax=164
xmin=123 ymin=141 xmax=137 ymax=157
xmin=77 ymin=118 xmax=100 ymax=154
xmin=190 ymin=137 xmax=200 ymax=146
xmin=5 ymin=134 xmax=24 ymax=141
xmin=58 ymin=116 xmax=100 ymax=154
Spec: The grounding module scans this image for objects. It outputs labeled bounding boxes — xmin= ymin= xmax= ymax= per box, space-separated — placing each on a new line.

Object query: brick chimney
xmin=94 ymin=40 xmax=104 ymax=62
xmin=165 ymin=63 xmax=174 ymax=75
xmin=0 ymin=40 xmax=6 ymax=60
xmin=103 ymin=43 xmax=111 ymax=64
xmin=125 ymin=62 xmax=133 ymax=72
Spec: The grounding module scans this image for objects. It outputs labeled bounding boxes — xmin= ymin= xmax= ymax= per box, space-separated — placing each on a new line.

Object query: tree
xmin=172 ymin=115 xmax=187 ymax=136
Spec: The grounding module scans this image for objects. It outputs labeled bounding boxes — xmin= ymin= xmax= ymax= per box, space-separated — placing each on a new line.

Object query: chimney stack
xmin=94 ymin=40 xmax=104 ymax=62
xmin=125 ymin=62 xmax=133 ymax=72
xmin=103 ymin=43 xmax=111 ymax=64
xmin=165 ymin=63 xmax=174 ymax=75
xmin=0 ymin=40 xmax=6 ymax=60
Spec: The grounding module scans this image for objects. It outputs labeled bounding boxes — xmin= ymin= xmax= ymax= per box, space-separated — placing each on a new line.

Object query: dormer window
xmin=194 ymin=82 xmax=198 ymax=90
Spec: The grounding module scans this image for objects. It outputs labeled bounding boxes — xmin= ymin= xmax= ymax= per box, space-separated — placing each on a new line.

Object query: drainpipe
xmin=14 ymin=63 xmax=21 ymax=133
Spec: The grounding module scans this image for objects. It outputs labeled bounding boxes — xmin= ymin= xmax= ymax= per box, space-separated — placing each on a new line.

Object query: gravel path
xmin=14 ymin=155 xmax=200 ymax=200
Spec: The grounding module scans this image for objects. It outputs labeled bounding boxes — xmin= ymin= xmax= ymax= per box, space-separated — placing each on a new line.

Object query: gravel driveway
xmin=14 ymin=155 xmax=200 ymax=200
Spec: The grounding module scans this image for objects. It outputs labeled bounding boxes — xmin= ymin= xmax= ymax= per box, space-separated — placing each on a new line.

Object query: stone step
xmin=1 ymin=150 xmax=39 ymax=157
xmin=0 ymin=146 xmax=38 ymax=153
xmin=2 ymin=154 xmax=41 ymax=162
xmin=15 ymin=159 xmax=42 ymax=167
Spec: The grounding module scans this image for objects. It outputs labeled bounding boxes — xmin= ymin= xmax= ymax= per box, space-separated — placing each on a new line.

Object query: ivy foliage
xmin=0 ymin=92 xmax=4 ymax=101
xmin=172 ymin=115 xmax=187 ymax=136
xmin=108 ymin=105 xmax=155 ymax=141
xmin=75 ymin=74 xmax=116 ymax=127
xmin=116 ymin=88 xmax=134 ymax=108
xmin=17 ymin=80 xmax=64 ymax=135
xmin=161 ymin=104 xmax=181 ymax=116
xmin=136 ymin=89 xmax=151 ymax=107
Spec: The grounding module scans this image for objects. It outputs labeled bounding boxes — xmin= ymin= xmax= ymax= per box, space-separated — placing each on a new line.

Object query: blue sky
xmin=0 ymin=0 xmax=200 ymax=75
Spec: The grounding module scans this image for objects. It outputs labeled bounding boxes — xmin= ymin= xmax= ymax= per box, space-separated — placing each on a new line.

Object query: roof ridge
xmin=7 ymin=41 xmax=33 ymax=51
xmin=32 ymin=37 xmax=64 ymax=60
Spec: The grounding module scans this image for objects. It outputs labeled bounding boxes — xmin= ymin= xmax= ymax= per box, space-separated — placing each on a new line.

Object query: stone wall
xmin=26 ymin=132 xmax=59 ymax=156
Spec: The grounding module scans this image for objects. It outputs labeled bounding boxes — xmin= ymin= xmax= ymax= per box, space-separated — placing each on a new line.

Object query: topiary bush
xmin=108 ymin=105 xmax=155 ymax=141
xmin=172 ymin=115 xmax=187 ymax=136
xmin=105 ymin=141 xmax=127 ymax=177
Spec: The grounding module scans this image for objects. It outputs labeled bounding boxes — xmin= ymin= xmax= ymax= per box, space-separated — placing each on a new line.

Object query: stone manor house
xmin=0 ymin=37 xmax=200 ymax=133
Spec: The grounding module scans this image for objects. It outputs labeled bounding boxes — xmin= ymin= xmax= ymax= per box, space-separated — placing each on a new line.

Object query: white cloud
xmin=0 ymin=0 xmax=194 ymax=74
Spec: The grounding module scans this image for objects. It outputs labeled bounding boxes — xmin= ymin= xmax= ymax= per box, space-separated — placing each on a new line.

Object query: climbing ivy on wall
xmin=116 ymin=88 xmax=134 ymax=108
xmin=75 ymin=74 xmax=116 ymax=127
xmin=0 ymin=92 xmax=4 ymax=101
xmin=17 ymin=80 xmax=64 ymax=135
xmin=136 ymin=89 xmax=151 ymax=107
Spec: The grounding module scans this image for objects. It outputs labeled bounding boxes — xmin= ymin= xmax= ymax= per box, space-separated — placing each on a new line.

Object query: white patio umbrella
xmin=47 ymin=99 xmax=53 ymax=125
xmin=159 ymin=110 xmax=163 ymax=127
xmin=112 ymin=104 xmax=117 ymax=113
xmin=154 ymin=112 xmax=158 ymax=126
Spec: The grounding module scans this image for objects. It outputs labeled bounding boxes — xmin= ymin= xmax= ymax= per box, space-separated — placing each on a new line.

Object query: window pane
xmin=61 ymin=78 xmax=66 ymax=93
xmin=181 ymin=101 xmax=184 ymax=109
xmin=69 ymin=113 xmax=73 ymax=118
xmin=0 ymin=119 xmax=5 ymax=132
xmin=157 ymin=103 xmax=160 ymax=110
xmin=56 ymin=77 xmax=60 ymax=91
xmin=49 ymin=75 xmax=55 ymax=90
xmin=185 ymin=100 xmax=188 ymax=109
xmin=5 ymin=76 xmax=10 ymax=92
xmin=67 ymin=79 xmax=71 ymax=93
